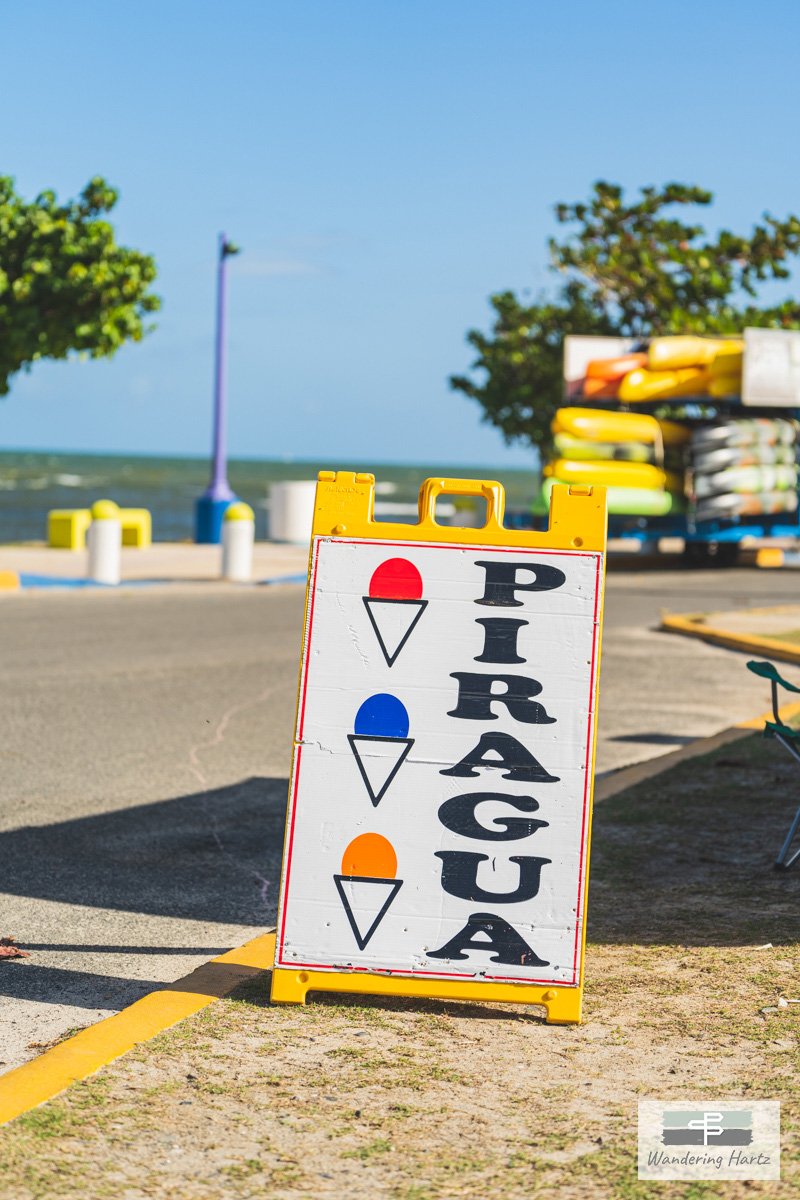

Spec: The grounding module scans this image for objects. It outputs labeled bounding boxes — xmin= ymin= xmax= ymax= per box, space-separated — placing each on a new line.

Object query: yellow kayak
xmin=618 ymin=366 xmax=709 ymax=402
xmin=709 ymin=342 xmax=744 ymax=376
xmin=648 ymin=336 xmax=726 ymax=370
xmin=552 ymin=407 xmax=690 ymax=446
xmin=545 ymin=459 xmax=682 ymax=491
xmin=552 ymin=408 xmax=657 ymax=443
xmin=708 ymin=373 xmax=742 ymax=399
xmin=657 ymin=419 xmax=692 ymax=446
xmin=553 ymin=432 xmax=654 ymax=462
xmin=542 ymin=477 xmax=683 ymax=516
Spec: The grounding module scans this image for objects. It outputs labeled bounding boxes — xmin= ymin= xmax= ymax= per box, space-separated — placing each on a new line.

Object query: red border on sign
xmin=570 ymin=551 xmax=602 ymax=980
xmin=276 ymin=536 xmax=602 ymax=987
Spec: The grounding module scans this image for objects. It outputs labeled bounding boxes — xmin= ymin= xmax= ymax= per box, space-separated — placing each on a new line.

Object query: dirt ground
xmin=1 ymin=732 xmax=799 ymax=1199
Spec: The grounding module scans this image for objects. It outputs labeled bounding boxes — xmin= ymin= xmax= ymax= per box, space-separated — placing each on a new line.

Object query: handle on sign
xmin=418 ymin=478 xmax=505 ymax=529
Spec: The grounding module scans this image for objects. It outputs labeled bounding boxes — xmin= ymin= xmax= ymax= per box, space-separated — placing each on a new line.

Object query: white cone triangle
xmin=363 ymin=598 xmax=427 ymax=666
xmin=347 ymin=734 xmax=413 ymax=805
xmin=334 ymin=875 xmax=403 ymax=949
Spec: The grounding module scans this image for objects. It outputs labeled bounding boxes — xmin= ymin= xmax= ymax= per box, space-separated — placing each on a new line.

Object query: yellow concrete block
xmin=756 ymin=547 xmax=784 ymax=569
xmin=119 ymin=508 xmax=152 ymax=548
xmin=0 ymin=571 xmax=20 ymax=590
xmin=48 ymin=509 xmax=91 ymax=550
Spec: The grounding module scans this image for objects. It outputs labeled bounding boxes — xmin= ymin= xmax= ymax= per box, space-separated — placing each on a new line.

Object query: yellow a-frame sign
xmin=272 ymin=473 xmax=607 ymax=1024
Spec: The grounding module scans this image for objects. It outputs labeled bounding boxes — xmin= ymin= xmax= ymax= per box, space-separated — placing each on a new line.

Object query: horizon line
xmin=0 ymin=446 xmax=538 ymax=472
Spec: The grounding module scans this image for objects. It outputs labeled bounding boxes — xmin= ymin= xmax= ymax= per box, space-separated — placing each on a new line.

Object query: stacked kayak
xmin=578 ymin=336 xmax=744 ymax=404
xmin=543 ymin=408 xmax=689 ymax=516
xmin=690 ymin=418 xmax=799 ymax=523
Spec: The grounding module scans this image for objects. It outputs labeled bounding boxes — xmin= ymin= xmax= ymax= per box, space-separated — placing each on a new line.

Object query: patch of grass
xmin=195 ymin=1081 xmax=230 ymax=1095
xmin=590 ymin=732 xmax=800 ymax=947
xmin=141 ymin=1080 xmax=182 ymax=1101
xmin=221 ymin=1157 xmax=264 ymax=1179
xmin=763 ymin=628 xmax=800 ymax=646
xmin=343 ymin=1138 xmax=393 ymax=1161
xmin=15 ymin=1106 xmax=69 ymax=1140
xmin=435 ymin=1152 xmax=489 ymax=1174
xmin=228 ymin=975 xmax=271 ymax=1008
xmin=267 ymin=1163 xmax=304 ymax=1187
xmin=26 ymin=1025 xmax=89 ymax=1054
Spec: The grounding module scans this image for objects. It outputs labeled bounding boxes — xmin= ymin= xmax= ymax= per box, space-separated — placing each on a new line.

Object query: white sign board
xmin=563 ymin=334 xmax=636 ymax=398
xmin=275 ymin=535 xmax=603 ymax=988
xmin=742 ymin=328 xmax=800 ymax=407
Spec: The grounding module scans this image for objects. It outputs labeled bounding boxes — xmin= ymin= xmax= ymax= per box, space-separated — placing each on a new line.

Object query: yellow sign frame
xmin=271 ymin=472 xmax=607 ymax=1024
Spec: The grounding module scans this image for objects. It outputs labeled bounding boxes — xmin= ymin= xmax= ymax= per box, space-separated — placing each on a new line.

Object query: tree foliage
xmin=450 ymin=182 xmax=800 ymax=454
xmin=0 ymin=175 xmax=160 ymax=395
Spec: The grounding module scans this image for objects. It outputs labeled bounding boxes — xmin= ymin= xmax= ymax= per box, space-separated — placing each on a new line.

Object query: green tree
xmin=450 ymin=182 xmax=800 ymax=456
xmin=0 ymin=175 xmax=160 ymax=394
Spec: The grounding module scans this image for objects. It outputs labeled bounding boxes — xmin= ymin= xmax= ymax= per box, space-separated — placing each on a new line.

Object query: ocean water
xmin=0 ymin=451 xmax=538 ymax=543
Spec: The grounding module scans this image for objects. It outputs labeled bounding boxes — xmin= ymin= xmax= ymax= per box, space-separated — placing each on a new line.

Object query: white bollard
xmin=87 ymin=499 xmax=122 ymax=585
xmin=222 ymin=502 xmax=255 ymax=581
xmin=268 ymin=481 xmax=317 ymax=543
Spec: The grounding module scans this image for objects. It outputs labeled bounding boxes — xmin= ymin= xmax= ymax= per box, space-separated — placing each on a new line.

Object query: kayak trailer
xmin=533 ymin=330 xmax=800 ymax=567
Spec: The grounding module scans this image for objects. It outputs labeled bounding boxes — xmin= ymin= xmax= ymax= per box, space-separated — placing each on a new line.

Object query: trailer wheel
xmin=714 ymin=543 xmax=740 ymax=567
xmin=683 ymin=541 xmax=740 ymax=568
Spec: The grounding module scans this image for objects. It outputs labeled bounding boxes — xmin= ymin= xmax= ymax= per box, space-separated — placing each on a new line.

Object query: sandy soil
xmin=2 ymin=732 xmax=800 ymax=1198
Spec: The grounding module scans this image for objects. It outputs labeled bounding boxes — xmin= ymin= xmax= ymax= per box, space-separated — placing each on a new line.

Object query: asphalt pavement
xmin=1 ymin=567 xmax=798 ymax=1071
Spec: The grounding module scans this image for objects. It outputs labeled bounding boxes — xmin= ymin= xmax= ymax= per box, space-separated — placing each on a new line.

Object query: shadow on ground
xmin=590 ymin=732 xmax=800 ymax=946
xmin=0 ymin=777 xmax=287 ymax=1010
xmin=0 ymin=963 xmax=162 ymax=1012
xmin=4 ymin=735 xmax=799 ymax=1020
xmin=0 ymin=776 xmax=287 ymax=925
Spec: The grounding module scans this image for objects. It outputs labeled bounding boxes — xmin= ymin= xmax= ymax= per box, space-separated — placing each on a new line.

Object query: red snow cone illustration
xmin=363 ymin=558 xmax=427 ymax=667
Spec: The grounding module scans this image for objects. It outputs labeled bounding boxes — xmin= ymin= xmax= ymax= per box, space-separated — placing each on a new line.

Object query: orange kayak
xmin=585 ymin=352 xmax=648 ymax=381
xmin=581 ymin=377 xmax=621 ymax=399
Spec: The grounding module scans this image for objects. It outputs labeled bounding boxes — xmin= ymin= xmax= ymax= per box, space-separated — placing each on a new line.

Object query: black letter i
xmin=474 ymin=618 xmax=528 ymax=665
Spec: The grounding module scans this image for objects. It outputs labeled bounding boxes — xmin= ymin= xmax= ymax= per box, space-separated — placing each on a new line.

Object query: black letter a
xmin=440 ymin=731 xmax=559 ymax=783
xmin=428 ymin=912 xmax=549 ymax=967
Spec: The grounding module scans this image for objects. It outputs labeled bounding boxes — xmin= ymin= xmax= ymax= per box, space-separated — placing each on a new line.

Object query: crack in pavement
xmin=187 ymin=683 xmax=284 ymax=905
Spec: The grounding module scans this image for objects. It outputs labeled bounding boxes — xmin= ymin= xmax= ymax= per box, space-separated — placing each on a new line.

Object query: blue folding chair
xmin=747 ymin=659 xmax=800 ymax=870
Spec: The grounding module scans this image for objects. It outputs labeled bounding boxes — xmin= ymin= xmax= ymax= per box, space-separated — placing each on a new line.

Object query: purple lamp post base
xmin=195 ymin=487 xmax=237 ymax=545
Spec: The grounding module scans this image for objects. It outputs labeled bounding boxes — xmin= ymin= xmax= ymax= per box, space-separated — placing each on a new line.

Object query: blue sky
xmin=2 ymin=0 xmax=799 ymax=466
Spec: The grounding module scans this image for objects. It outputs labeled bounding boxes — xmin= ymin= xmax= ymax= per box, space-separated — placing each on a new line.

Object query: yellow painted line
xmin=0 ymin=930 xmax=276 ymax=1127
xmin=0 ymin=570 xmax=20 ymax=590
xmin=704 ymin=603 xmax=800 ymax=617
xmin=596 ymin=696 xmax=800 ymax=803
xmin=661 ymin=612 xmax=800 ymax=667
xmin=738 ymin=699 xmax=800 ymax=730
xmin=596 ymin=726 xmax=752 ymax=802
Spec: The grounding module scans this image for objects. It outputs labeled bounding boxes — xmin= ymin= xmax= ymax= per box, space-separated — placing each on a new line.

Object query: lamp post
xmin=195 ymin=232 xmax=241 ymax=544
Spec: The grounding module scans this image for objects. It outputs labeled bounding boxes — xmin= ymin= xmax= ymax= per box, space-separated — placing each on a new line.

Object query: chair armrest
xmin=747 ymin=659 xmax=800 ymax=694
